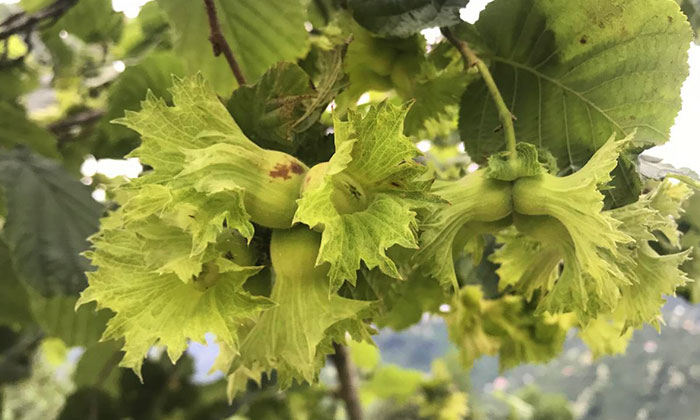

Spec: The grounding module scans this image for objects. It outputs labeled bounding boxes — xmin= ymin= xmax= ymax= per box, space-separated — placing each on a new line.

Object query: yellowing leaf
xmin=445 ymin=286 xmax=570 ymax=370
xmin=578 ymin=317 xmax=633 ymax=358
xmin=80 ymin=228 xmax=272 ymax=378
xmin=608 ymin=180 xmax=692 ymax=330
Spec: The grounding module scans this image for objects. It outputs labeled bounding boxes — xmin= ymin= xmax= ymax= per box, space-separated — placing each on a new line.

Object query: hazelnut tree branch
xmin=202 ymin=0 xmax=247 ymax=86
xmin=0 ymin=0 xmax=78 ymax=67
xmin=330 ymin=343 xmax=363 ymax=420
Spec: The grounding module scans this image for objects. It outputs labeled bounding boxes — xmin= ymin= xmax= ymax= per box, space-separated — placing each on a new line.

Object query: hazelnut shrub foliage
xmin=4 ymin=0 xmax=699 ymax=403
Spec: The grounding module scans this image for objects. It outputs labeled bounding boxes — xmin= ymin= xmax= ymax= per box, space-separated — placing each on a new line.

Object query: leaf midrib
xmin=491 ymin=56 xmax=628 ymax=136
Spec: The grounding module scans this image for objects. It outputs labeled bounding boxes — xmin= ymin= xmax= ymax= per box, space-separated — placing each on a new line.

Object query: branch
xmin=95 ymin=350 xmax=122 ymax=388
xmin=0 ymin=0 xmax=77 ymax=67
xmin=0 ymin=0 xmax=77 ymax=41
xmin=330 ymin=343 xmax=363 ymax=420
xmin=48 ymin=109 xmax=104 ymax=134
xmin=202 ymin=0 xmax=246 ymax=85
xmin=48 ymin=109 xmax=105 ymax=146
xmin=441 ymin=27 xmax=517 ymax=160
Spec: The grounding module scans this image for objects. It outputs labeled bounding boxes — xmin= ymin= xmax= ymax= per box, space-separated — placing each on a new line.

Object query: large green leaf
xmin=56 ymin=0 xmax=123 ymax=43
xmin=157 ymin=0 xmax=310 ymax=96
xmin=679 ymin=0 xmax=700 ymax=41
xmin=74 ymin=340 xmax=123 ymax=396
xmin=349 ymin=0 xmax=468 ymax=38
xmin=0 ymin=69 xmax=37 ymax=102
xmin=227 ymin=59 xmax=342 ymax=152
xmin=458 ymin=0 xmax=691 ymax=204
xmin=0 ymin=241 xmax=33 ymax=327
xmin=29 ymin=293 xmax=110 ymax=347
xmin=0 ymin=149 xmax=102 ymax=295
xmin=0 ymin=103 xmax=58 ymax=159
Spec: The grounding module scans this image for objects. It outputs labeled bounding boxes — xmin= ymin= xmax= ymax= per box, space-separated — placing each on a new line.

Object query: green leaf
xmin=491 ymin=226 xmax=560 ymax=300
xmin=679 ymin=0 xmax=700 ymax=41
xmin=101 ymin=52 xmax=186 ymax=148
xmin=29 ymin=292 xmax=110 ymax=347
xmin=0 ymin=326 xmax=41 ymax=385
xmin=113 ymin=1 xmax=171 ymax=59
xmin=0 ymin=68 xmax=37 ymax=102
xmin=348 ymin=340 xmax=380 ymax=370
xmin=341 ymin=27 xmax=471 ymax=136
xmin=74 ymin=341 xmax=123 ymax=396
xmin=0 ymin=148 xmax=102 ymax=296
xmin=227 ymin=61 xmax=340 ymax=152
xmin=116 ymin=74 xmax=249 ymax=177
xmin=607 ymin=180 xmax=692 ymax=330
xmin=361 ymin=365 xmax=424 ymax=403
xmin=375 ymin=267 xmax=447 ymax=330
xmin=79 ymin=227 xmax=273 ymax=378
xmin=0 ymin=103 xmax=58 ymax=158
xmin=56 ymin=0 xmax=123 ymax=43
xmin=157 ymin=0 xmax=310 ymax=95
xmin=58 ymin=388 xmax=119 ymax=420
xmin=445 ymin=285 xmax=570 ymax=370
xmin=402 ymin=67 xmax=471 ymax=137
xmin=294 ymin=101 xmax=432 ymax=290
xmin=458 ymin=0 xmax=692 ymax=204
xmin=0 ymin=241 xmax=33 ymax=327
xmin=349 ymin=0 xmax=467 ymax=38
xmin=578 ymin=317 xmax=633 ymax=358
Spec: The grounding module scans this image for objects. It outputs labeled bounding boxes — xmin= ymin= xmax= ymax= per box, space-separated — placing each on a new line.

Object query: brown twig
xmin=330 ymin=343 xmax=363 ymax=420
xmin=0 ymin=0 xmax=77 ymax=67
xmin=0 ymin=0 xmax=77 ymax=41
xmin=95 ymin=350 xmax=122 ymax=388
xmin=48 ymin=109 xmax=104 ymax=134
xmin=202 ymin=0 xmax=246 ymax=86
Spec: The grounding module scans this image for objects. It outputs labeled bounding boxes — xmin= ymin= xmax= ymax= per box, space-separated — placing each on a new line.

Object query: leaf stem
xmin=330 ymin=343 xmax=363 ymax=420
xmin=441 ymin=27 xmax=517 ymax=160
xmin=202 ymin=0 xmax=247 ymax=86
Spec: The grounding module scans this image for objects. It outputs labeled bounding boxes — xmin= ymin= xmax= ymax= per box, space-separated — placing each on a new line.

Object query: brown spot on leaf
xmin=579 ymin=35 xmax=588 ymax=44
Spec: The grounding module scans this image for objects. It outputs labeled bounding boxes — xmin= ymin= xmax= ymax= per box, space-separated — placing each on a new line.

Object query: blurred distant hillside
xmin=375 ymin=296 xmax=700 ymax=420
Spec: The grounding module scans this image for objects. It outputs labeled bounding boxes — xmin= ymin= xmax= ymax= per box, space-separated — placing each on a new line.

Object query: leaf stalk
xmin=441 ymin=27 xmax=517 ymax=161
